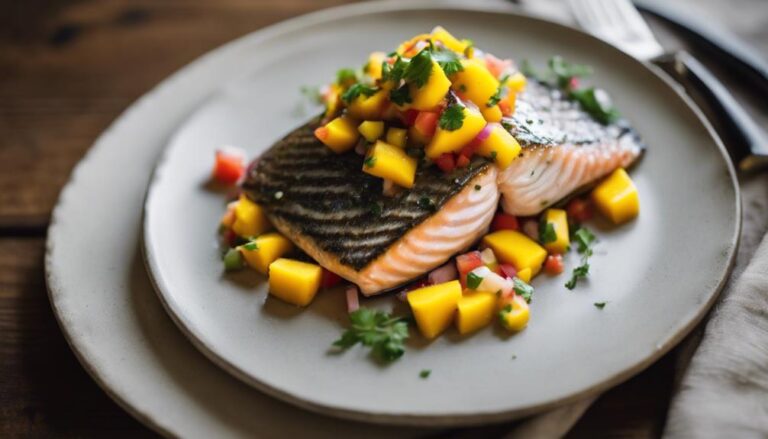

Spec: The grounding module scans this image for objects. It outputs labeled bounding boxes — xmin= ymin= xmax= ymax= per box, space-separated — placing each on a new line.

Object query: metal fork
xmin=567 ymin=0 xmax=768 ymax=172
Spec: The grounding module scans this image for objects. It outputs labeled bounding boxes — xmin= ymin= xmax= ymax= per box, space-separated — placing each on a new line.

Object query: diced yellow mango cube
xmin=505 ymin=72 xmax=527 ymax=93
xmin=346 ymin=89 xmax=388 ymax=120
xmin=386 ymin=127 xmax=407 ymax=148
xmin=451 ymin=59 xmax=500 ymax=110
xmin=542 ymin=209 xmax=570 ymax=254
xmin=499 ymin=295 xmax=530 ymax=332
xmin=363 ymin=140 xmax=417 ymax=188
xmin=315 ymin=116 xmax=359 ymax=153
xmin=231 ymin=194 xmax=270 ymax=238
xmin=365 ymin=51 xmax=386 ymax=80
xmin=483 ymin=230 xmax=547 ymax=276
xmin=324 ymin=84 xmax=342 ymax=118
xmin=456 ymin=291 xmax=497 ymax=335
xmin=592 ymin=168 xmax=639 ymax=224
xmin=409 ymin=59 xmax=452 ymax=111
xmin=239 ymin=233 xmax=293 ymax=274
xmin=516 ymin=267 xmax=532 ymax=283
xmin=481 ymin=105 xmax=502 ymax=123
xmin=396 ymin=33 xmax=432 ymax=56
xmin=267 ymin=258 xmax=322 ymax=306
xmin=476 ymin=124 xmax=522 ymax=169
xmin=407 ymin=280 xmax=463 ymax=339
xmin=425 ymin=105 xmax=486 ymax=158
xmin=358 ymin=121 xmax=384 ymax=143
xmin=430 ymin=26 xmax=468 ymax=53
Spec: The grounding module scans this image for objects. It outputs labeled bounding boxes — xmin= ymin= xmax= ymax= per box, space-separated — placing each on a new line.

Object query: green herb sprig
xmin=439 ymin=103 xmax=465 ymax=131
xmin=565 ymin=227 xmax=597 ymax=290
xmin=333 ymin=308 xmax=410 ymax=362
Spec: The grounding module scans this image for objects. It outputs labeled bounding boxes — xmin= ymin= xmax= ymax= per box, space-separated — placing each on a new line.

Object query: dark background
xmin=1 ymin=1 xmax=766 ymax=437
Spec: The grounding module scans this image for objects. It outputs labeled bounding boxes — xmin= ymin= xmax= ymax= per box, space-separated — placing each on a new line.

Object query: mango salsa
xmin=231 ymin=194 xmax=270 ymax=238
xmin=315 ymin=116 xmax=359 ymax=153
xmin=409 ymin=59 xmax=452 ymax=111
xmin=407 ymin=280 xmax=463 ymax=339
xmin=323 ymin=84 xmax=342 ymax=118
xmin=363 ymin=140 xmax=417 ymax=188
xmin=480 ymin=105 xmax=503 ymax=123
xmin=516 ymin=267 xmax=532 ymax=283
xmin=456 ymin=291 xmax=497 ymax=335
xmin=505 ymin=71 xmax=527 ymax=93
xmin=430 ymin=26 xmax=468 ymax=53
xmin=386 ymin=127 xmax=407 ymax=148
xmin=499 ymin=295 xmax=530 ymax=332
xmin=425 ymin=105 xmax=486 ymax=159
xmin=592 ymin=168 xmax=639 ymax=224
xmin=542 ymin=209 xmax=570 ymax=254
xmin=451 ymin=59 xmax=500 ymax=110
xmin=476 ymin=123 xmax=522 ymax=169
xmin=268 ymin=258 xmax=322 ymax=306
xmin=365 ymin=51 xmax=386 ymax=80
xmin=239 ymin=233 xmax=293 ymax=274
xmin=483 ymin=230 xmax=547 ymax=276
xmin=347 ymin=89 xmax=388 ymax=120
xmin=358 ymin=120 xmax=384 ymax=142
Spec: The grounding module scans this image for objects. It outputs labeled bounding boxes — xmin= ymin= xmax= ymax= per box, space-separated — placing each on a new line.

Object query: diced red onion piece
xmin=500 ymin=264 xmax=517 ymax=279
xmin=345 ymin=286 xmax=360 ymax=313
xmin=473 ymin=123 xmax=493 ymax=144
xmin=428 ymin=262 xmax=458 ymax=285
xmin=470 ymin=266 xmax=512 ymax=295
xmin=522 ymin=219 xmax=539 ymax=240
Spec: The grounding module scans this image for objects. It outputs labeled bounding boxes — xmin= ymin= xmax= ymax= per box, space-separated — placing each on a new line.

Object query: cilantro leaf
xmin=382 ymin=55 xmax=408 ymax=83
xmin=565 ymin=226 xmax=597 ymax=290
xmin=336 ymin=68 xmax=358 ymax=85
xmin=466 ymin=272 xmax=483 ymax=290
xmin=333 ymin=308 xmax=410 ymax=362
xmin=438 ymin=104 xmax=465 ymax=131
xmin=341 ymin=83 xmax=378 ymax=104
xmin=512 ymin=277 xmax=534 ymax=303
xmin=573 ymin=227 xmax=596 ymax=253
xmin=565 ymin=263 xmax=590 ymax=290
xmin=389 ymin=84 xmax=412 ymax=106
xmin=487 ymin=75 xmax=509 ymax=107
xmin=242 ymin=240 xmax=258 ymax=251
xmin=364 ymin=156 xmax=376 ymax=168
xmin=403 ymin=48 xmax=433 ymax=88
xmin=431 ymin=48 xmax=463 ymax=76
xmin=419 ymin=369 xmax=431 ymax=379
xmin=569 ymin=87 xmax=620 ymax=124
xmin=539 ymin=221 xmax=557 ymax=244
xmin=594 ymin=302 xmax=607 ymax=309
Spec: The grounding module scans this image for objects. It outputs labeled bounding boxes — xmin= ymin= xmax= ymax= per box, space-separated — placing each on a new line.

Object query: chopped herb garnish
xmin=501 ymin=120 xmax=514 ymax=131
xmin=336 ymin=67 xmax=358 ymax=85
xmin=439 ymin=104 xmax=465 ymax=131
xmin=242 ymin=240 xmax=258 ymax=251
xmin=539 ymin=221 xmax=557 ymax=244
xmin=490 ymin=151 xmax=498 ymax=161
xmin=417 ymin=196 xmax=435 ymax=211
xmin=512 ymin=277 xmax=534 ymax=303
xmin=431 ymin=48 xmax=463 ymax=76
xmin=594 ymin=302 xmax=607 ymax=309
xmin=403 ymin=48 xmax=433 ymax=88
xmin=566 ymin=227 xmax=597 ymax=290
xmin=474 ymin=184 xmax=482 ymax=191
xmin=333 ymin=307 xmax=409 ymax=362
xmin=419 ymin=369 xmax=431 ymax=379
xmin=569 ymin=87 xmax=620 ymax=124
xmin=389 ymin=84 xmax=412 ymax=106
xmin=364 ymin=156 xmax=377 ymax=168
xmin=487 ymin=75 xmax=509 ymax=107
xmin=382 ymin=55 xmax=408 ymax=83
xmin=341 ymin=83 xmax=378 ymax=103
xmin=223 ymin=248 xmax=244 ymax=271
xmin=466 ymin=272 xmax=483 ymax=290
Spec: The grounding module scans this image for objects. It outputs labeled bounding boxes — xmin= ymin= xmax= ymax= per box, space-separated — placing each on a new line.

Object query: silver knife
xmin=567 ymin=0 xmax=768 ymax=173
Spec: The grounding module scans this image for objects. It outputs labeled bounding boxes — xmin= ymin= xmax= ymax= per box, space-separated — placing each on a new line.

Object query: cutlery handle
xmin=653 ymin=51 xmax=768 ymax=173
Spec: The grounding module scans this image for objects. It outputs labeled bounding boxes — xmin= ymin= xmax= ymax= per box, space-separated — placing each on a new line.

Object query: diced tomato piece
xmin=491 ymin=213 xmax=519 ymax=231
xmin=499 ymin=263 xmax=517 ymax=279
xmin=213 ymin=149 xmax=245 ymax=185
xmin=456 ymin=154 xmax=470 ymax=168
xmin=499 ymin=99 xmax=512 ymax=116
xmin=567 ymin=198 xmax=593 ymax=223
xmin=414 ymin=111 xmax=439 ymax=138
xmin=435 ymin=153 xmax=456 ymax=173
xmin=544 ymin=254 xmax=565 ymax=275
xmin=456 ymin=251 xmax=483 ymax=288
xmin=224 ymin=229 xmax=238 ymax=247
xmin=321 ymin=269 xmax=343 ymax=289
xmin=484 ymin=54 xmax=513 ymax=79
xmin=459 ymin=139 xmax=481 ymax=159
xmin=402 ymin=109 xmax=419 ymax=126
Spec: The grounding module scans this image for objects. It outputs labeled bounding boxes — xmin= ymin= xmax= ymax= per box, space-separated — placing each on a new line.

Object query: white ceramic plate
xmin=142 ymin=1 xmax=739 ymax=428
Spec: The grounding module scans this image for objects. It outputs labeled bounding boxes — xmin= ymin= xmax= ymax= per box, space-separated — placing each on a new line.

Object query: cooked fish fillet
xmin=243 ymin=118 xmax=499 ymax=296
xmin=498 ymin=81 xmax=644 ymax=216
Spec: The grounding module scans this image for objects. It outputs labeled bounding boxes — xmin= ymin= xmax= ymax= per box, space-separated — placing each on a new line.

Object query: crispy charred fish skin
xmin=243 ymin=117 xmax=492 ymax=271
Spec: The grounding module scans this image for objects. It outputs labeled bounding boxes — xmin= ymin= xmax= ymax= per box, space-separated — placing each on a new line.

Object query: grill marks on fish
xmin=243 ymin=118 xmax=493 ymax=272
xmin=497 ymin=81 xmax=644 ymax=216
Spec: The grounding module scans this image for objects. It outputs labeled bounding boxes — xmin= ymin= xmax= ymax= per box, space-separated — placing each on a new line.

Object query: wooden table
xmin=1 ymin=1 xmax=766 ymax=437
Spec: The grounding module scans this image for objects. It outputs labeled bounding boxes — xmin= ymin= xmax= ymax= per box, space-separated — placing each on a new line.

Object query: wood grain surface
xmin=1 ymin=0 xmax=766 ymax=437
